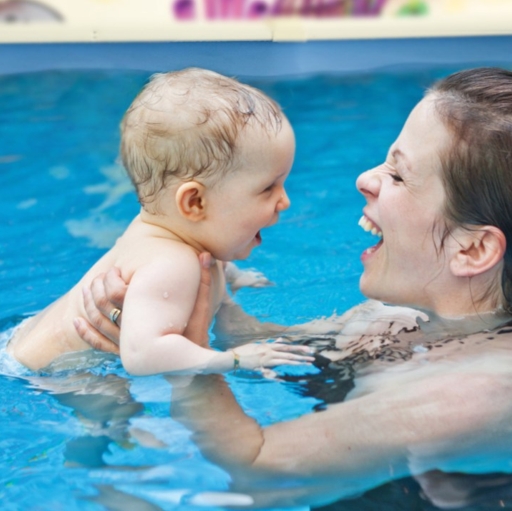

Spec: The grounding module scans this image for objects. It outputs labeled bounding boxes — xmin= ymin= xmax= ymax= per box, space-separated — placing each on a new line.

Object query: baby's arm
xmin=108 ymin=254 xmax=314 ymax=376
xmin=76 ymin=259 xmax=295 ymax=352
xmin=120 ymin=254 xmax=228 ymax=375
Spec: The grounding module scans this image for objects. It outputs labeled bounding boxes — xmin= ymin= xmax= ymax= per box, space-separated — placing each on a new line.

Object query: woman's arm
xmin=169 ymin=374 xmax=264 ymax=468
xmin=170 ymin=369 xmax=512 ymax=506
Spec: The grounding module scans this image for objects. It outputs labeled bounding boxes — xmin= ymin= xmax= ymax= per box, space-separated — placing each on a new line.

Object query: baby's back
xmin=7 ymin=216 xmax=184 ymax=370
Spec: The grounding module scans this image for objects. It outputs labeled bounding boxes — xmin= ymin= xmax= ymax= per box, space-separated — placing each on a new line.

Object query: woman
xmin=75 ymin=67 xmax=512 ymax=508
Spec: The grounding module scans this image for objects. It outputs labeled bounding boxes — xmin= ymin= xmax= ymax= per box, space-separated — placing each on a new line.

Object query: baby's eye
xmin=263 ymin=184 xmax=275 ymax=193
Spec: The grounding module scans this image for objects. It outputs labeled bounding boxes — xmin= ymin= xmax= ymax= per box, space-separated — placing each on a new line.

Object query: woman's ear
xmin=175 ymin=181 xmax=206 ymax=221
xmin=450 ymin=226 xmax=506 ymax=277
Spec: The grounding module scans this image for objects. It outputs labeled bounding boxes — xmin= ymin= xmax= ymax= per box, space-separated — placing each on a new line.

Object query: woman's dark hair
xmin=430 ymin=67 xmax=512 ymax=311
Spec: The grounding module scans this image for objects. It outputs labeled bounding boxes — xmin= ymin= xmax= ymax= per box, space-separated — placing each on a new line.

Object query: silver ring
xmin=109 ymin=307 xmax=121 ymax=326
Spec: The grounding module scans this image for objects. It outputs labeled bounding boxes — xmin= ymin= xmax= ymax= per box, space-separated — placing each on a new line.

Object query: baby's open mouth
xmin=359 ymin=215 xmax=383 ymax=253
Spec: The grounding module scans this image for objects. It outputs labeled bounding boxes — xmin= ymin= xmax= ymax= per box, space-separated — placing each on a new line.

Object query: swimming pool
xmin=1 ymin=65 xmax=510 ymax=510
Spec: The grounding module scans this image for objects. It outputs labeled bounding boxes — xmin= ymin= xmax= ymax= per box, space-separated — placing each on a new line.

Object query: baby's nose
xmin=277 ymin=191 xmax=291 ymax=211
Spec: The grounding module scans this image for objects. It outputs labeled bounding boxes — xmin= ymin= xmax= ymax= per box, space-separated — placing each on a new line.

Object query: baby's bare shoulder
xmin=112 ymin=231 xmax=200 ymax=276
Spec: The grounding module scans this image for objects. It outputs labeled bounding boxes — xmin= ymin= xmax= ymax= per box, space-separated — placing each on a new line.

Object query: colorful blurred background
xmin=0 ymin=0 xmax=511 ymax=27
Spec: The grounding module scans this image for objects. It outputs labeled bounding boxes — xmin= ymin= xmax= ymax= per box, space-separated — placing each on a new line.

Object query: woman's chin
xmin=359 ymin=274 xmax=390 ymax=303
xmin=359 ymin=274 xmax=377 ymax=300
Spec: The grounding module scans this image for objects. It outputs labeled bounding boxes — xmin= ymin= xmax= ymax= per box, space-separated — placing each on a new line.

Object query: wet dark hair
xmin=120 ymin=68 xmax=283 ymax=211
xmin=430 ymin=67 xmax=512 ymax=310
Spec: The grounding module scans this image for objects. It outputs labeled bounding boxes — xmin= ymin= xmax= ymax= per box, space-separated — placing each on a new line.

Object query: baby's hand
xmin=224 ymin=262 xmax=274 ymax=293
xmin=232 ymin=341 xmax=315 ymax=370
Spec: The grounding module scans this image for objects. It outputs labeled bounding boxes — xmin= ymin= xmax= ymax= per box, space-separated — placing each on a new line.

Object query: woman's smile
xmin=359 ymin=214 xmax=384 ymax=261
xmin=356 ymin=97 xmax=451 ymax=310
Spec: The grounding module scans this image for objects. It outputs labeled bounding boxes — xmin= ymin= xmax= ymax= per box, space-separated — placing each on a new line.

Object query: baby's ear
xmin=175 ymin=181 xmax=206 ymax=221
xmin=449 ymin=225 xmax=506 ymax=278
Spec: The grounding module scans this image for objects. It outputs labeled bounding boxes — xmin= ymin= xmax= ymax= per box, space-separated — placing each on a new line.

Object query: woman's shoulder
xmin=338 ymin=300 xmax=428 ymax=336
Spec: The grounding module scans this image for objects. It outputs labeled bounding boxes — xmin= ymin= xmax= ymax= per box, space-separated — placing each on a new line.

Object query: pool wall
xmin=1 ymin=36 xmax=512 ymax=77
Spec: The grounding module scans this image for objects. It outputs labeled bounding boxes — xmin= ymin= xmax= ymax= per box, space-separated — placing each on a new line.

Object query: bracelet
xmin=232 ymin=350 xmax=240 ymax=372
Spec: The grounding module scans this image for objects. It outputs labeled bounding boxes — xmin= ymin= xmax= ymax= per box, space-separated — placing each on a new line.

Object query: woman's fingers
xmin=183 ymin=252 xmax=213 ymax=345
xmin=90 ymin=269 xmax=127 ymax=319
xmin=199 ymin=252 xmax=213 ymax=282
xmin=103 ymin=267 xmax=128 ymax=309
xmin=77 ymin=267 xmax=127 ymax=353
xmin=73 ymin=317 xmax=120 ymax=355
xmin=87 ymin=267 xmax=127 ymax=332
xmin=82 ymin=284 xmax=121 ymax=343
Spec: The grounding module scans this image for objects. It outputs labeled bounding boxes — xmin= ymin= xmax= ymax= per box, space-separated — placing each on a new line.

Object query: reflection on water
xmin=4 ymin=319 xmax=512 ymax=510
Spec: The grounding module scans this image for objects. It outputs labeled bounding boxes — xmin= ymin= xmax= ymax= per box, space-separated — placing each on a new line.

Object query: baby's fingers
xmin=270 ymin=350 xmax=315 ymax=364
xmin=272 ymin=342 xmax=315 ymax=355
xmin=268 ymin=358 xmax=313 ymax=367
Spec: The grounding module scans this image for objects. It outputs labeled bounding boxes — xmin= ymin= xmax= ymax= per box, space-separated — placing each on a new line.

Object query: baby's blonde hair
xmin=120 ymin=68 xmax=283 ymax=211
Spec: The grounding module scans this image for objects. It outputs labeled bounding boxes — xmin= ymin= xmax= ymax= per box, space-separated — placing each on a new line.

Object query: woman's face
xmin=356 ymin=95 xmax=454 ymax=311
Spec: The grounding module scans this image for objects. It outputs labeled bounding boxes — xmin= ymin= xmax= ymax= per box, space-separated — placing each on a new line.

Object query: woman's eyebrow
xmin=391 ymin=148 xmax=411 ymax=172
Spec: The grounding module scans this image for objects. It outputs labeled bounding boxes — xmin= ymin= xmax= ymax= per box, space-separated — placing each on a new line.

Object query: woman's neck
xmin=417 ymin=307 xmax=511 ymax=337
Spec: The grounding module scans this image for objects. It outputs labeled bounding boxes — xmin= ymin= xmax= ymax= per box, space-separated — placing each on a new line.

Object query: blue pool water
xmin=0 ymin=67 xmax=487 ymax=510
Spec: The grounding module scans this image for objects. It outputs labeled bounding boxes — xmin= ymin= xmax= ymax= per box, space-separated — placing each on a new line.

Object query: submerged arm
xmin=169 ymin=374 xmax=264 ymax=467
xmin=171 ymin=370 xmax=512 ymax=505
xmin=212 ymin=296 xmax=287 ymax=347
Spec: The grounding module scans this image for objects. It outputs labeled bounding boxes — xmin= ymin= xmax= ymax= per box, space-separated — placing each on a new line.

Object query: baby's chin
xmin=214 ymin=239 xmax=261 ymax=262
xmin=230 ymin=253 xmax=251 ymax=262
xmin=229 ymin=248 xmax=255 ymax=262
xmin=209 ymin=251 xmax=247 ymax=263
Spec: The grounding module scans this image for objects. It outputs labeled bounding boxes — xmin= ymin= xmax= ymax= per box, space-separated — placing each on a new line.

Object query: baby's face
xmin=202 ymin=118 xmax=295 ymax=261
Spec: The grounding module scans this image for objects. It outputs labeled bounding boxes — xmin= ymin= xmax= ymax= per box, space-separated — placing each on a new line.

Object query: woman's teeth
xmin=358 ymin=216 xmax=383 ymax=237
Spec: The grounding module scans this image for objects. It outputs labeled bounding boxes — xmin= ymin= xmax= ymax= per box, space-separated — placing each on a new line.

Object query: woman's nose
xmin=356 ymin=168 xmax=381 ymax=199
xmin=277 ymin=189 xmax=291 ymax=212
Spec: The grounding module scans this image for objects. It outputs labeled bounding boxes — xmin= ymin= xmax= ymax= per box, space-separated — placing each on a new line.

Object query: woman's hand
xmin=232 ymin=341 xmax=315 ymax=370
xmin=74 ymin=252 xmax=215 ymax=354
xmin=182 ymin=252 xmax=214 ymax=345
xmin=73 ymin=267 xmax=128 ymax=354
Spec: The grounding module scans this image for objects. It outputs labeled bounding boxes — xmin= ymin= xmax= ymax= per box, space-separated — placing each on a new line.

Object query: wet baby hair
xmin=120 ymin=68 xmax=284 ymax=212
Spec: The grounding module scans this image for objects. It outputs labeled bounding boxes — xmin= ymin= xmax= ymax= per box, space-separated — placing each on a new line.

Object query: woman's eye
xmin=390 ymin=174 xmax=403 ymax=183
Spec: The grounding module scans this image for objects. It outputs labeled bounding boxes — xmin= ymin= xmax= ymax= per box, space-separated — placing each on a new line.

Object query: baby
xmin=7 ymin=68 xmax=314 ymax=375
